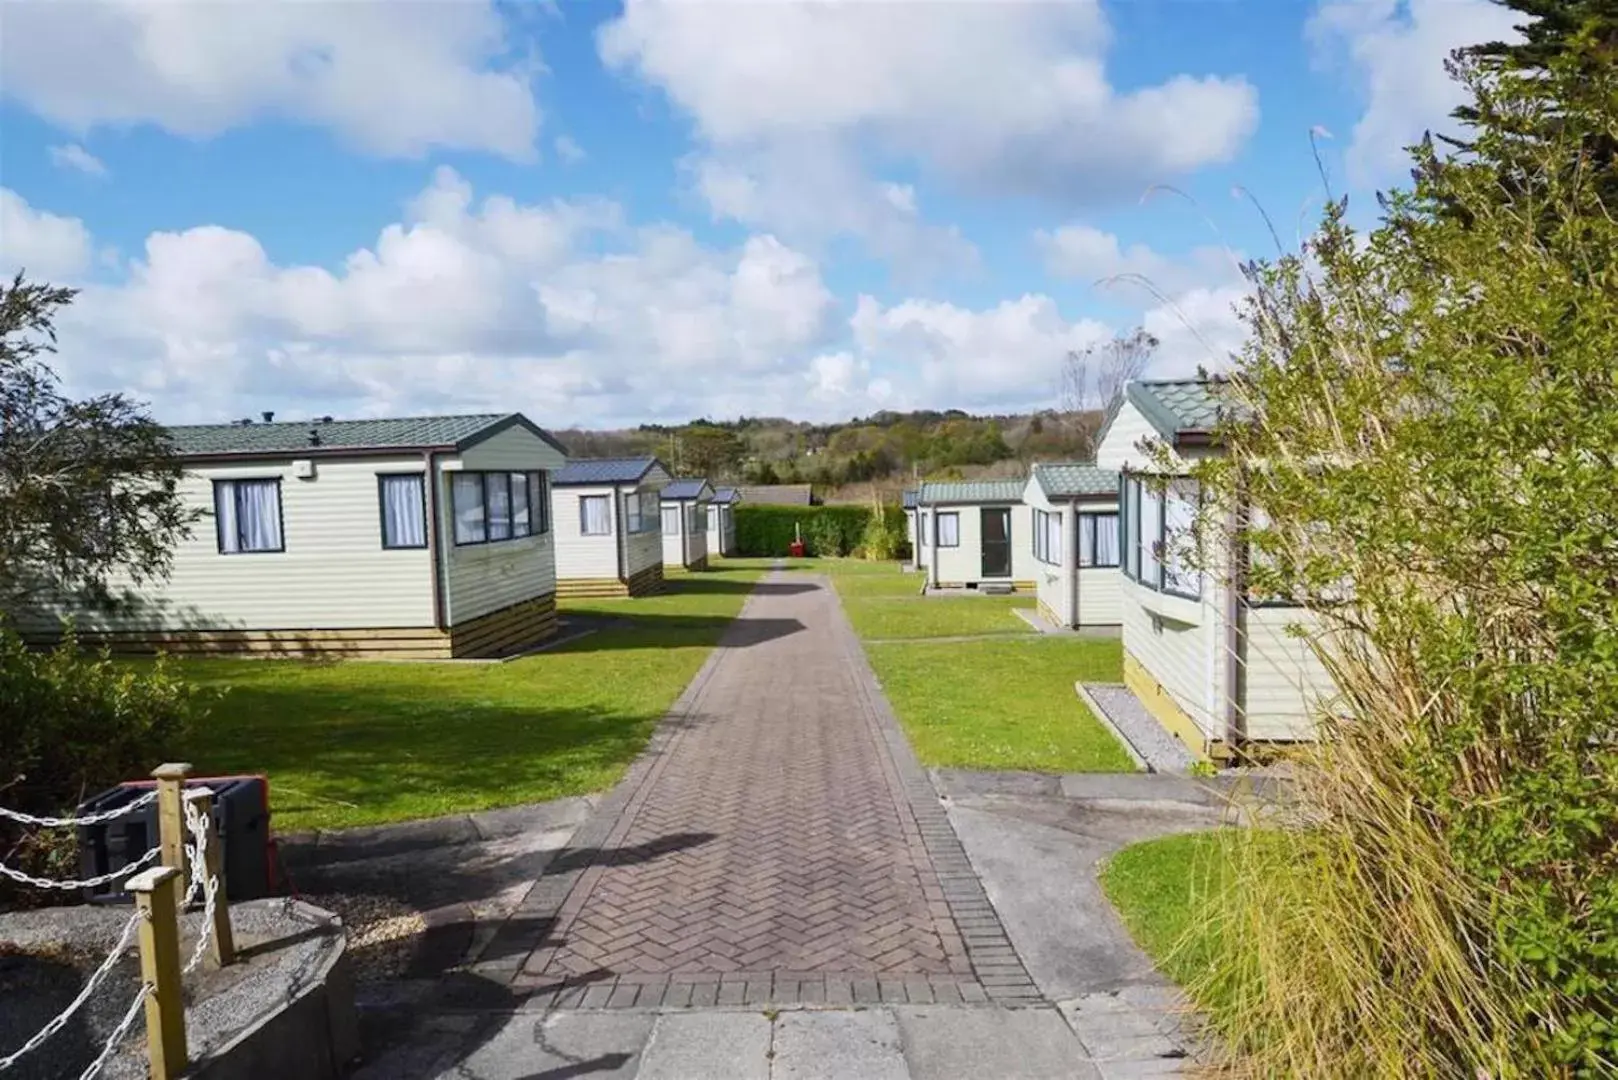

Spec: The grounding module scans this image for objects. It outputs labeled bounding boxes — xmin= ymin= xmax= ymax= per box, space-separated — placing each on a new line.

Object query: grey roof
xmin=711 ymin=487 xmax=741 ymax=504
xmin=1032 ymin=462 xmax=1119 ymax=500
xmin=552 ymin=457 xmax=662 ymax=486
xmin=901 ymin=489 xmax=919 ymax=510
xmin=1096 ymin=377 xmax=1240 ymax=449
xmin=919 ymin=479 xmax=1026 ymax=505
xmin=167 ymin=413 xmax=567 ymax=458
xmin=661 ymin=478 xmax=713 ymax=501
xmin=735 ymin=483 xmax=814 ymax=506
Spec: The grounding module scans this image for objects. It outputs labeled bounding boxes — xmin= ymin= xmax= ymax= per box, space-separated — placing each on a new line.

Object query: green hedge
xmin=734 ymin=504 xmax=905 ymax=557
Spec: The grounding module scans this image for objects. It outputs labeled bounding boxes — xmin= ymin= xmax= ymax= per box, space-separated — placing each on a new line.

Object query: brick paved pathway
xmin=471 ymin=572 xmax=1037 ymax=1009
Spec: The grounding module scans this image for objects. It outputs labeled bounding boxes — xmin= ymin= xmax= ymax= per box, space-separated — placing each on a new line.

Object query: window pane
xmin=937 ymin=512 xmax=959 ymax=547
xmin=1092 ymin=513 xmax=1120 ymax=567
xmin=453 ymin=473 xmax=486 ymax=544
xmin=381 ymin=474 xmax=426 ymax=548
xmin=215 ymin=480 xmax=241 ymax=553
xmin=1123 ymin=480 xmax=1139 ymax=579
xmin=1048 ymin=513 xmax=1062 ymax=565
xmin=1162 ymin=480 xmax=1201 ymax=596
xmin=662 ymin=506 xmax=681 ymax=535
xmin=529 ymin=474 xmax=546 ymax=534
xmin=580 ymin=495 xmax=611 ymax=535
xmin=510 ymin=473 xmax=531 ymax=537
xmin=1141 ymin=484 xmax=1162 ymax=587
xmin=485 ymin=473 xmax=512 ymax=540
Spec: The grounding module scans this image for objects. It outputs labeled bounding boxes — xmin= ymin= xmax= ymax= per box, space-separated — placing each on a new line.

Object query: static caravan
xmin=917 ymin=480 xmax=1036 ymax=591
xmin=1021 ymin=463 xmax=1122 ymax=629
xmin=17 ymin=413 xmax=568 ymax=659
xmin=661 ymin=479 xmax=714 ymax=570
xmin=1096 ymin=378 xmax=1338 ymax=758
xmin=901 ymin=490 xmax=921 ymax=570
xmin=550 ymin=457 xmax=672 ymax=597
xmin=707 ymin=487 xmax=741 ymax=557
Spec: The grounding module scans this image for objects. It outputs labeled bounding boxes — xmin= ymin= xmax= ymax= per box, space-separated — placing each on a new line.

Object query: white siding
xmin=706 ymin=504 xmax=736 ymax=557
xmin=551 ymin=483 xmax=622 ymax=581
xmin=1243 ymin=606 xmax=1337 ymax=741
xmin=661 ymin=500 xmax=710 ymax=567
xmin=1077 ymin=568 xmax=1121 ymax=625
xmin=1096 ymin=399 xmax=1189 ymax=474
xmin=16 ymin=455 xmax=436 ymax=633
xmin=1121 ymin=577 xmax=1221 ymax=738
xmin=927 ymin=502 xmax=1035 ymax=587
xmin=623 ymin=482 xmax=664 ymax=576
xmin=1023 ymin=478 xmax=1071 ymax=623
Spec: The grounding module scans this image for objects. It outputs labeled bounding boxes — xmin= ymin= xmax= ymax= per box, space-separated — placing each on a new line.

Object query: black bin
xmin=77 ymin=776 xmax=272 ymax=904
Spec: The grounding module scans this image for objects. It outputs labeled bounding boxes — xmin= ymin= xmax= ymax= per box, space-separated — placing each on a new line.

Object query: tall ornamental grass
xmin=1183 ymin=56 xmax=1617 ymax=1077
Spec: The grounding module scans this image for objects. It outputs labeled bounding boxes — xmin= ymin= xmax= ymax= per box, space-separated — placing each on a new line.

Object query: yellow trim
xmin=1037 ymin=599 xmax=1061 ymax=627
xmin=1123 ymin=651 xmax=1213 ymax=761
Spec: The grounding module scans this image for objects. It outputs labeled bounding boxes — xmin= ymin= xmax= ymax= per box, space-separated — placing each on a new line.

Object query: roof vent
xmin=320 ymin=415 xmax=334 ymax=424
xmin=261 ymin=410 xmax=275 ymax=423
xmin=308 ymin=427 xmax=322 ymax=447
xmin=239 ymin=417 xmax=254 ymax=425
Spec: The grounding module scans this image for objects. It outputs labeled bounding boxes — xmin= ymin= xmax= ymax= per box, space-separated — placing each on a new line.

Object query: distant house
xmin=1021 ymin=463 xmax=1121 ymax=629
xmin=707 ymin=487 xmax=741 ymax=557
xmin=916 ymin=479 xmax=1035 ymax=591
xmin=16 ymin=414 xmax=568 ymax=658
xmin=661 ymin=478 xmax=714 ymax=570
xmin=734 ymin=483 xmax=814 ymax=506
xmin=550 ymin=457 xmax=672 ymax=597
xmin=1096 ymin=377 xmax=1338 ymax=757
xmin=901 ymin=490 xmax=921 ymax=570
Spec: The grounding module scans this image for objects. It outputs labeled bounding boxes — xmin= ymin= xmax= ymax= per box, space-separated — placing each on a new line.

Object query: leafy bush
xmin=0 ymin=625 xmax=204 ymax=906
xmin=804 ymin=513 xmax=847 ymax=558
xmin=856 ymin=503 xmax=907 ymax=561
xmin=1181 ymin=50 xmax=1617 ymax=1077
xmin=733 ymin=505 xmax=871 ymax=557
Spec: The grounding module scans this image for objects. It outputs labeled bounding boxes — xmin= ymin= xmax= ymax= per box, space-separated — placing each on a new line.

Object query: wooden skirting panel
xmin=1122 ymin=651 xmax=1215 ymax=761
xmin=30 ymin=625 xmax=455 ymax=660
xmin=450 ymin=594 xmax=558 ymax=658
xmin=557 ymin=577 xmax=631 ymax=599
xmin=933 ymin=580 xmax=1037 ymax=592
xmin=625 ymin=562 xmax=665 ymax=597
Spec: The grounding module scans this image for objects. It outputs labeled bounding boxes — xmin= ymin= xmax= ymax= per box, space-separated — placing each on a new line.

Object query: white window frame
xmin=580 ymin=494 xmax=612 ymax=536
xmin=935 ymin=511 xmax=960 ymax=548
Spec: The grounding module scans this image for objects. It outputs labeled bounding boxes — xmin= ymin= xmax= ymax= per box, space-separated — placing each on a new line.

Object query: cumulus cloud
xmin=48 ymin=143 xmax=108 ymax=177
xmin=554 ymin=135 xmax=586 ymax=164
xmin=599 ymin=0 xmax=1257 ymax=262
xmin=1308 ymin=0 xmax=1523 ymax=185
xmin=1037 ymin=224 xmax=1242 ymax=299
xmin=1 ymin=0 xmax=540 ymax=159
xmin=0 ymin=188 xmax=94 ymax=279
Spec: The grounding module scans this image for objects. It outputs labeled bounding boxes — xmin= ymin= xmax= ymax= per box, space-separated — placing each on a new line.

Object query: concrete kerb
xmin=276 ymin=796 xmax=599 ymax=868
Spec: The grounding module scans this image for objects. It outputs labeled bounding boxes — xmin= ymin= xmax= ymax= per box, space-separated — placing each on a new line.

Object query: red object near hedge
xmin=789 ymin=539 xmax=806 ymax=557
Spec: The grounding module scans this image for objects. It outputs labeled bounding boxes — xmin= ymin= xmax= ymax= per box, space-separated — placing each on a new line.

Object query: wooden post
xmin=127 ymin=865 xmax=188 ymax=1080
xmin=151 ymin=762 xmax=193 ymax=877
xmin=185 ymin=788 xmax=235 ymax=967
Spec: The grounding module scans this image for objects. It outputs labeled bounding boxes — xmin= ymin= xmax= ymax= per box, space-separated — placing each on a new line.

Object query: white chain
xmin=0 ymin=909 xmax=145 ymax=1071
xmin=78 ymin=983 xmax=151 ymax=1080
xmin=0 ymin=845 xmax=160 ymax=892
xmin=0 ymin=790 xmax=158 ymax=829
xmin=181 ymin=798 xmax=219 ymax=975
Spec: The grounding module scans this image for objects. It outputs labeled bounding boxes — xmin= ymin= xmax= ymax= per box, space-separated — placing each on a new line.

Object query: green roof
xmin=1032 ymin=462 xmax=1118 ymax=499
xmin=919 ymin=479 xmax=1026 ymax=505
xmin=1125 ymin=379 xmax=1229 ymax=440
xmin=166 ymin=413 xmax=567 ymax=458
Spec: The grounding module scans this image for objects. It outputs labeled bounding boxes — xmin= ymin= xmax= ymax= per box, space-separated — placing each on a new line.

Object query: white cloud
xmin=849 ymin=293 xmax=1111 ymax=412
xmin=1142 ymin=285 xmax=1251 ymax=377
xmin=1309 ymin=0 xmax=1523 ymax=185
xmin=599 ymin=0 xmax=1257 ymax=262
xmin=0 ymin=188 xmax=94 ymax=279
xmin=48 ymin=143 xmax=108 ymax=177
xmin=1 ymin=0 xmax=539 ymax=159
xmin=554 ymin=135 xmax=586 ymax=164
xmin=1038 ymin=224 xmax=1241 ymax=299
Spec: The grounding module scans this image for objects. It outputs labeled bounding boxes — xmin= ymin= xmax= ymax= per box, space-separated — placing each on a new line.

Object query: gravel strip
xmin=1080 ymin=683 xmax=1199 ymax=775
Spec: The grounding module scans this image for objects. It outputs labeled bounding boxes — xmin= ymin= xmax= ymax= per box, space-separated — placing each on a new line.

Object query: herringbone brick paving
xmin=480 ymin=572 xmax=1037 ymax=1007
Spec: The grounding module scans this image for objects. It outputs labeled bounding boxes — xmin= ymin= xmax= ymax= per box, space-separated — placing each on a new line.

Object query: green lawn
xmin=1100 ymin=830 xmax=1241 ymax=1011
xmin=842 ymin=595 xmax=1035 ymax=640
xmin=173 ymin=567 xmax=762 ymax=832
xmin=867 ymin=636 xmax=1136 ymax=772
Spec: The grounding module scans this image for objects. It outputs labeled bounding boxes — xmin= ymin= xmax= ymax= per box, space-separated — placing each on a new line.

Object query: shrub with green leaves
xmin=733 ymin=504 xmax=873 ymax=557
xmin=0 ymin=626 xmax=204 ymax=906
xmin=1181 ymin=47 xmax=1617 ymax=1077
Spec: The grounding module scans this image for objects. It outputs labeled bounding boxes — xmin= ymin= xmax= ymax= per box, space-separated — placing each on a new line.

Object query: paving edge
xmin=830 ymin=576 xmax=1045 ymax=1006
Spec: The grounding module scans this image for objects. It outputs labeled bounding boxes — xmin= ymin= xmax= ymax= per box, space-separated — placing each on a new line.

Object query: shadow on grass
xmin=658 ymin=577 xmax=818 ymax=597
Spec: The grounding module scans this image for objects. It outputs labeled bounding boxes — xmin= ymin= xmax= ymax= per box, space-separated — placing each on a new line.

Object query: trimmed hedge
xmin=734 ymin=504 xmax=905 ymax=557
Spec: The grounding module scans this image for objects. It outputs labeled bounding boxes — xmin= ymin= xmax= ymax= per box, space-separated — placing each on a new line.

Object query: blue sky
xmin=0 ymin=0 xmax=1521 ymax=430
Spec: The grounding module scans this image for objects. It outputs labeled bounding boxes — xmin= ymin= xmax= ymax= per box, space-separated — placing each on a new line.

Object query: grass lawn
xmin=171 ymin=566 xmax=762 ymax=832
xmin=867 ymin=636 xmax=1136 ymax=772
xmin=1101 ymin=830 xmax=1249 ymax=1013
